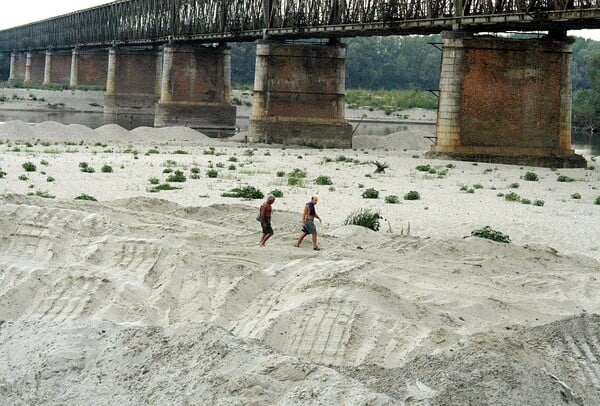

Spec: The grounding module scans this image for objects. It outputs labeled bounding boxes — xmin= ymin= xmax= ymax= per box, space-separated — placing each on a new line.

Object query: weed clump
xmin=523 ymin=172 xmax=539 ymax=181
xmin=75 ymin=194 xmax=97 ymax=201
xmin=385 ymin=195 xmax=399 ymax=204
xmin=206 ymin=169 xmax=218 ymax=178
xmin=222 ymin=186 xmax=264 ymax=199
xmin=269 ymin=189 xmax=284 ymax=198
xmin=166 ymin=170 xmax=186 ymax=182
xmin=22 ymin=162 xmax=36 ymax=172
xmin=101 ymin=164 xmax=113 ymax=173
xmin=344 ymin=208 xmax=382 ymax=231
xmin=504 ymin=192 xmax=520 ymax=202
xmin=404 ymin=191 xmax=420 ymax=200
xmin=315 ymin=175 xmax=333 ymax=185
xmin=362 ymin=188 xmax=379 ymax=199
xmin=471 ymin=226 xmax=510 ymax=243
xmin=557 ymin=175 xmax=575 ymax=182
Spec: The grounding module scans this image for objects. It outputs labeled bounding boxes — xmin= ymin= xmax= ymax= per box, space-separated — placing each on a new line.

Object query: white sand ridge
xmin=1 ymin=195 xmax=599 ymax=404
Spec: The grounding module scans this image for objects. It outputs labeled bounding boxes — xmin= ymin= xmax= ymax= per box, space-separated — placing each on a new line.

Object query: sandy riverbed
xmin=0 ymin=93 xmax=599 ymax=404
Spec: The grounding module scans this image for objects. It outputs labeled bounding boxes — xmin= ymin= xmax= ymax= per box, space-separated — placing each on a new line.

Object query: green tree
xmin=573 ymin=52 xmax=600 ymax=133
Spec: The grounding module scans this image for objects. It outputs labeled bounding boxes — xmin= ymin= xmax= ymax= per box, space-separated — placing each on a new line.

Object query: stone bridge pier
xmin=104 ymin=47 xmax=162 ymax=127
xmin=248 ymin=40 xmax=352 ymax=148
xmin=428 ymin=32 xmax=586 ymax=168
xmin=8 ymin=52 xmax=27 ymax=85
xmin=154 ymin=43 xmax=236 ymax=134
xmin=70 ymin=48 xmax=108 ymax=88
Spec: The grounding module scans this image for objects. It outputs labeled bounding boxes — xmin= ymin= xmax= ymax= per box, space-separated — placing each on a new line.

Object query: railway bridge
xmin=2 ymin=0 xmax=600 ymax=166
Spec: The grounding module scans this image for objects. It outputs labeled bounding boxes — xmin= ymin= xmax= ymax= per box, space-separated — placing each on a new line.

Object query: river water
xmin=0 ymin=110 xmax=597 ymax=156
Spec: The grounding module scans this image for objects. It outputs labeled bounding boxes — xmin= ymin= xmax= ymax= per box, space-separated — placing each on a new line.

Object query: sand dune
xmin=0 ymin=120 xmax=599 ymax=404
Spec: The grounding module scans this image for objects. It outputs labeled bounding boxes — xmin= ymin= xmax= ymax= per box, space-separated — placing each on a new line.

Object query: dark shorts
xmin=302 ymin=219 xmax=317 ymax=235
xmin=261 ymin=221 xmax=273 ymax=234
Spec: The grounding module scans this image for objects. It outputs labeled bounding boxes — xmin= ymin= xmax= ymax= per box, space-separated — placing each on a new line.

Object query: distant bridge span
xmin=1 ymin=0 xmax=600 ymax=51
xmin=0 ymin=0 xmax=593 ymax=167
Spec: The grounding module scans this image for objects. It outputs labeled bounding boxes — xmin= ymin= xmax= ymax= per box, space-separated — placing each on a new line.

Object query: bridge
xmin=1 ymin=0 xmax=598 ymax=166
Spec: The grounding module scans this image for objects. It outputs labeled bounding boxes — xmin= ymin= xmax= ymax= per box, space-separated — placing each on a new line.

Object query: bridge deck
xmin=1 ymin=0 xmax=600 ymax=51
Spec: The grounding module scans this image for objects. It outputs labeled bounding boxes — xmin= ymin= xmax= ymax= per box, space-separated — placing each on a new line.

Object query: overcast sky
xmin=1 ymin=0 xmax=600 ymax=41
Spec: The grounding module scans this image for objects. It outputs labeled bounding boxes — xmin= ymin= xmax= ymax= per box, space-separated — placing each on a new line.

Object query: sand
xmin=0 ymin=119 xmax=599 ymax=405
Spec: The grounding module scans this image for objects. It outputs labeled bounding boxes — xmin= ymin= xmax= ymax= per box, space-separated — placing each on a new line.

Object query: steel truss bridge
xmin=1 ymin=0 xmax=600 ymax=52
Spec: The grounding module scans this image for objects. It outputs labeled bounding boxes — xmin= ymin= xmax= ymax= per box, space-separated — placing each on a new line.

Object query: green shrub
xmin=557 ymin=175 xmax=575 ymax=182
xmin=533 ymin=199 xmax=545 ymax=206
xmin=81 ymin=166 xmax=95 ymax=173
xmin=206 ymin=169 xmax=218 ymax=178
xmin=163 ymin=168 xmax=173 ymax=174
xmin=362 ymin=188 xmax=379 ymax=199
xmin=228 ymin=164 xmax=236 ymax=171
xmin=46 ymin=176 xmax=55 ymax=182
xmin=385 ymin=195 xmax=400 ymax=204
xmin=0 ymin=170 xmax=6 ymax=179
xmin=22 ymin=162 xmax=36 ymax=172
xmin=147 ymin=148 xmax=160 ymax=154
xmin=75 ymin=194 xmax=97 ymax=201
xmin=228 ymin=156 xmax=238 ymax=162
xmin=288 ymin=168 xmax=307 ymax=178
xmin=270 ymin=189 xmax=284 ymax=198
xmin=190 ymin=167 xmax=200 ymax=174
xmin=276 ymin=170 xmax=286 ymax=177
xmin=520 ymin=198 xmax=532 ymax=205
xmin=415 ymin=164 xmax=431 ymax=172
xmin=40 ymin=159 xmax=49 ymax=166
xmin=101 ymin=164 xmax=113 ymax=173
xmin=149 ymin=183 xmax=181 ymax=192
xmin=473 ymin=184 xmax=483 ymax=189
xmin=504 ymin=192 xmax=520 ymax=202
xmin=221 ymin=186 xmax=264 ymax=199
xmin=18 ymin=174 xmax=28 ymax=181
xmin=166 ymin=170 xmax=186 ymax=182
xmin=172 ymin=150 xmax=189 ymax=155
xmin=508 ymin=183 xmax=520 ymax=189
xmin=471 ymin=226 xmax=510 ymax=243
xmin=571 ymin=192 xmax=581 ymax=199
xmin=523 ymin=172 xmax=539 ymax=181
xmin=595 ymin=196 xmax=600 ymax=205
xmin=315 ymin=175 xmax=333 ymax=185
xmin=288 ymin=176 xmax=304 ymax=187
xmin=149 ymin=177 xmax=160 ymax=185
xmin=344 ymin=208 xmax=382 ymax=231
xmin=404 ymin=191 xmax=420 ymax=200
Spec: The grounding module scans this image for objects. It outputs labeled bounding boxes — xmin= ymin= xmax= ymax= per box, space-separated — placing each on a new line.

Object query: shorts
xmin=302 ymin=219 xmax=317 ymax=235
xmin=261 ymin=221 xmax=273 ymax=234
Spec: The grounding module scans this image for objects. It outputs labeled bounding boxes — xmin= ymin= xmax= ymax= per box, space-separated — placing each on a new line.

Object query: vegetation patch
xmin=471 ymin=226 xmax=510 ymax=243
xmin=166 ymin=170 xmax=187 ymax=182
xmin=384 ymin=195 xmax=399 ymax=204
xmin=362 ymin=188 xmax=379 ymax=199
xmin=22 ymin=162 xmax=36 ymax=172
xmin=315 ymin=175 xmax=333 ymax=185
xmin=523 ymin=172 xmax=539 ymax=181
xmin=75 ymin=194 xmax=97 ymax=201
xmin=222 ymin=186 xmax=264 ymax=199
xmin=404 ymin=191 xmax=420 ymax=200
xmin=344 ymin=208 xmax=382 ymax=231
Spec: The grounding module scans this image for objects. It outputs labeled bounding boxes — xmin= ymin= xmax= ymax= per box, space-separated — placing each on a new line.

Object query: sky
xmin=1 ymin=0 xmax=600 ymax=41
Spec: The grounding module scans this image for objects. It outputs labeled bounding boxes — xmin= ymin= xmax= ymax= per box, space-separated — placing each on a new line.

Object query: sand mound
xmin=0 ymin=120 xmax=36 ymax=139
xmin=1 ymin=195 xmax=599 ymax=403
xmin=353 ymin=129 xmax=433 ymax=150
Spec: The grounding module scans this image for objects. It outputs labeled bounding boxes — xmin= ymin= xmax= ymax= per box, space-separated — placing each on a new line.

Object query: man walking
xmin=295 ymin=196 xmax=322 ymax=250
xmin=259 ymin=195 xmax=276 ymax=246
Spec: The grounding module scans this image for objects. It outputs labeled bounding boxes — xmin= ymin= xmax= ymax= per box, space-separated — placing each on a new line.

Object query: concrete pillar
xmin=154 ymin=44 xmax=236 ymax=133
xmin=43 ymin=51 xmax=52 ymax=85
xmin=104 ymin=47 xmax=161 ymax=128
xmin=9 ymin=52 xmax=27 ymax=85
xmin=24 ymin=52 xmax=45 ymax=85
xmin=248 ymin=40 xmax=352 ymax=148
xmin=70 ymin=49 xmax=79 ymax=87
xmin=24 ymin=52 xmax=32 ymax=83
xmin=70 ymin=49 xmax=108 ymax=88
xmin=9 ymin=52 xmax=16 ymax=82
xmin=428 ymin=32 xmax=585 ymax=168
